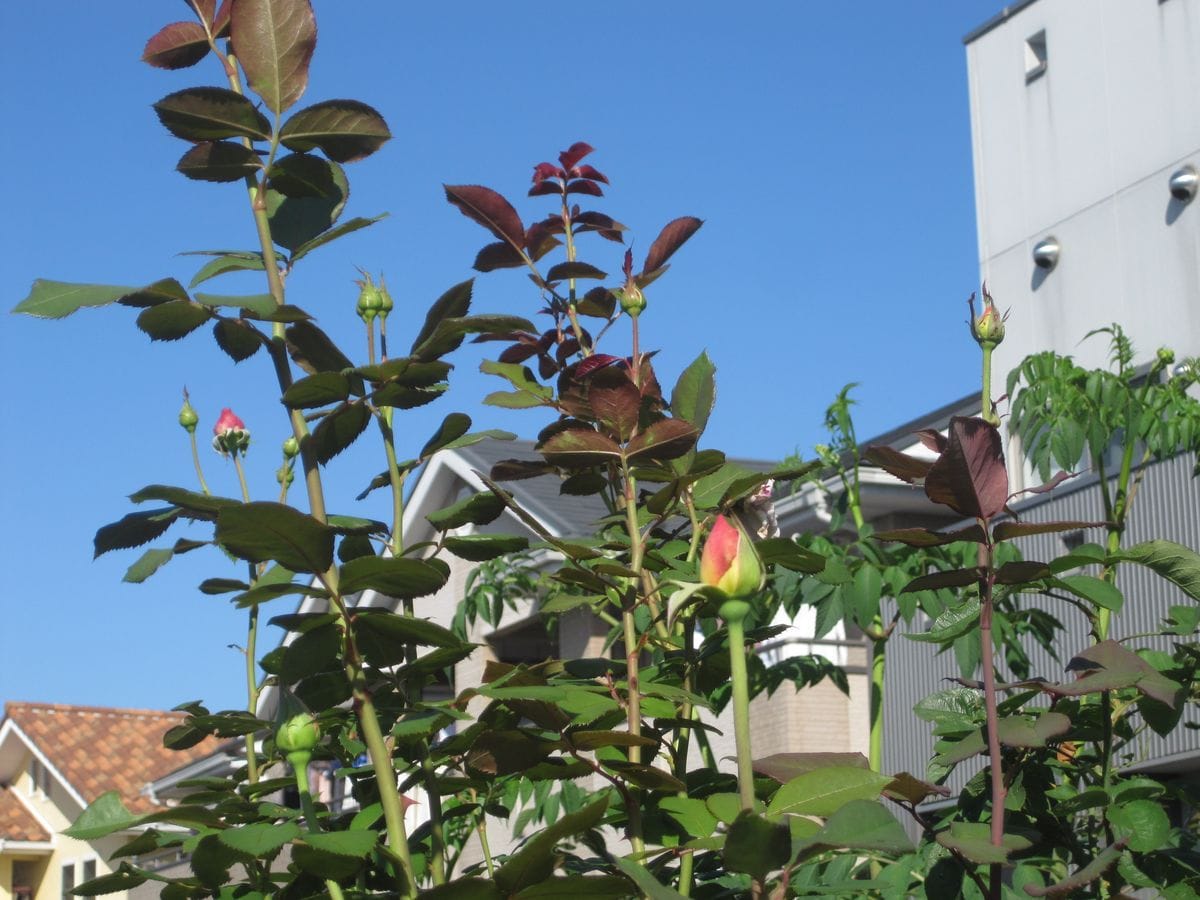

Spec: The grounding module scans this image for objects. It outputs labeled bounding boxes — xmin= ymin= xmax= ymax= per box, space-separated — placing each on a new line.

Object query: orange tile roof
xmin=3 ymin=702 xmax=219 ymax=814
xmin=0 ymin=786 xmax=49 ymax=842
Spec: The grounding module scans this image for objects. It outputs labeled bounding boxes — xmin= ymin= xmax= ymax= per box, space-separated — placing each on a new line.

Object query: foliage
xmin=12 ymin=3 xmax=1200 ymax=898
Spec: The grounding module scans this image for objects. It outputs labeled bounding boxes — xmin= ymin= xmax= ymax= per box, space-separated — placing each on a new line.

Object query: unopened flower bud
xmin=276 ymin=463 xmax=294 ymax=487
xmin=212 ymin=408 xmax=251 ymax=458
xmin=282 ymin=436 xmax=300 ymax=459
xmin=700 ymin=515 xmax=764 ymax=601
xmin=276 ymin=710 xmax=320 ymax=754
xmin=377 ymin=275 xmax=394 ymax=318
xmin=969 ymin=287 xmax=1007 ymax=347
xmin=356 ymin=272 xmax=383 ymax=323
xmin=178 ymin=394 xmax=199 ymax=433
xmin=1156 ymin=347 xmax=1176 ymax=369
xmin=618 ymin=282 xmax=646 ymax=318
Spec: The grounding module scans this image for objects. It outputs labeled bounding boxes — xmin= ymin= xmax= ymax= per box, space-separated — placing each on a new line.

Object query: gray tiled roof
xmin=453 ymin=438 xmax=776 ymax=538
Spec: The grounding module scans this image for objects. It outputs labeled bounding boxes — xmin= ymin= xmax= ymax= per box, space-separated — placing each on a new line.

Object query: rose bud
xmin=276 ymin=710 xmax=321 ymax=754
xmin=212 ymin=407 xmax=251 ymax=457
xmin=355 ymin=271 xmax=383 ymax=323
xmin=969 ymin=286 xmax=1007 ymax=347
xmin=178 ymin=393 xmax=199 ymax=433
xmin=700 ymin=514 xmax=764 ymax=601
xmin=282 ymin=436 xmax=300 ymax=459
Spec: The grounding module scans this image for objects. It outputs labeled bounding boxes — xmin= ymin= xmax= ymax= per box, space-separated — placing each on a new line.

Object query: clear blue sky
xmin=1 ymin=1 xmax=1000 ymax=711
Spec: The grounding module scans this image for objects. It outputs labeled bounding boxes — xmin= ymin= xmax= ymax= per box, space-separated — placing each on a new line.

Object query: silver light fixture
xmin=1033 ymin=237 xmax=1060 ymax=270
xmin=1169 ymin=165 xmax=1198 ymax=202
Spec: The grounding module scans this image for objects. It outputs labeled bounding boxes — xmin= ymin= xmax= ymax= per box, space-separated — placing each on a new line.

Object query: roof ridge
xmin=4 ymin=701 xmax=188 ymax=722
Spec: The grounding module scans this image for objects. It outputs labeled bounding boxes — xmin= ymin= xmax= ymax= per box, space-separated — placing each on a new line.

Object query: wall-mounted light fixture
xmin=1032 ymin=237 xmax=1060 ymax=270
xmin=1169 ymin=165 xmax=1197 ymax=203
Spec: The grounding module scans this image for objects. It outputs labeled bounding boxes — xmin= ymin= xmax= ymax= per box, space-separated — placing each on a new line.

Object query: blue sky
xmin=1 ymin=1 xmax=1000 ymax=711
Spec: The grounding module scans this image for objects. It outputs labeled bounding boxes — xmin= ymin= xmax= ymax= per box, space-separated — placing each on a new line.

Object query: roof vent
xmin=1032 ymin=237 xmax=1060 ymax=270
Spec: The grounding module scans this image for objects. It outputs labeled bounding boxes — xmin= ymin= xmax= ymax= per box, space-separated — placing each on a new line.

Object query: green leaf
xmin=1024 ymin=841 xmax=1127 ymax=897
xmin=153 ymin=87 xmax=272 ymax=142
xmin=426 ymin=491 xmax=506 ymax=531
xmin=724 ymin=811 xmax=790 ymax=879
xmin=266 ymin=160 xmax=348 ymax=253
xmin=266 ymin=152 xmax=341 ymax=197
xmin=282 ymin=372 xmax=351 ymax=409
xmin=420 ymin=412 xmax=472 ymax=458
xmin=807 ymin=799 xmax=915 ymax=854
xmin=94 ymin=508 xmax=179 ymax=558
xmin=414 ymin=314 xmax=537 ymax=363
xmin=935 ymin=821 xmax=1031 ymax=865
xmin=1113 ymin=540 xmax=1200 ymax=601
xmin=232 ymin=580 xmax=329 ymax=609
xmin=753 ymin=752 xmax=869 ymax=784
xmin=176 ymin=141 xmax=262 ymax=182
xmin=194 ymin=292 xmax=277 ymax=316
xmin=1054 ymin=574 xmax=1124 ymax=612
xmin=73 ymin=865 xmax=148 ymax=895
xmin=338 ymin=556 xmax=448 ymax=599
xmin=216 ymin=502 xmax=335 ymax=574
xmin=1107 ymin=800 xmax=1169 ymax=852
xmin=494 ymin=797 xmax=608 ymax=894
xmin=423 ymin=880 xmax=505 ymax=900
xmin=212 ymin=318 xmax=263 ymax=362
xmin=290 ymin=214 xmax=388 ymax=264
xmin=279 ymin=99 xmax=392 ymax=163
xmin=123 ymin=547 xmax=176 ymax=584
xmin=129 ymin=485 xmax=240 ymax=518
xmin=411 ymin=280 xmax=473 ymax=355
xmin=13 ymin=280 xmax=135 ymax=318
xmin=905 ymin=597 xmax=980 ymax=644
xmin=996 ymin=711 xmax=1071 ymax=748
xmin=659 ymin=797 xmax=718 ymax=839
xmin=766 ymin=766 xmax=892 ymax=817
xmin=514 ymin=876 xmax=634 ymax=899
xmin=610 ymin=859 xmax=687 ymax=900
xmin=230 ymin=0 xmax=317 ymax=114
xmin=312 ymin=403 xmax=371 ymax=465
xmin=218 ymin=821 xmax=301 ymax=857
xmin=354 ymin=611 xmax=465 ymax=668
xmin=291 ymin=843 xmax=364 ymax=880
xmin=136 ymin=300 xmax=212 ymax=341
xmin=280 ymin=623 xmax=341 ymax=682
xmin=444 ymin=534 xmax=530 ymax=561
xmin=671 ymin=350 xmax=716 ymax=433
xmin=64 ymin=792 xmax=141 ymax=840
xmin=285 ymin=319 xmax=355 ymax=374
xmin=189 ymin=253 xmax=265 ymax=288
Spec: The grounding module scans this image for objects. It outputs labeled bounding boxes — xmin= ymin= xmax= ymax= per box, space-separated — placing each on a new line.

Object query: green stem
xmin=868 ymin=637 xmax=886 ymax=773
xmin=475 ymin=800 xmax=496 ymax=878
xmin=380 ymin=406 xmax=406 ymax=555
xmin=722 ymin=603 xmax=756 ymax=811
xmin=290 ymin=751 xmax=347 ymax=900
xmin=979 ymin=541 xmax=1004 ymax=900
xmin=188 ymin=431 xmax=211 ymax=496
xmin=421 ymin=756 xmax=447 ymax=885
xmin=981 ymin=343 xmax=999 ymax=426
xmin=231 ymin=454 xmax=260 ymax=784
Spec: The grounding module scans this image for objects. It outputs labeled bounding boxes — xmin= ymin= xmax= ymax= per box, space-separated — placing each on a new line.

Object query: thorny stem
xmin=216 ymin=46 xmax=414 ymax=896
xmin=979 ymin=539 xmax=1004 ymax=899
xmin=560 ymin=188 xmax=588 ymax=354
xmin=290 ymin=751 xmax=347 ymax=900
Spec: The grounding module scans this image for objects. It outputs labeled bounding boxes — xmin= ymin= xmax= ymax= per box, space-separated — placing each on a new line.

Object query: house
xmin=0 ymin=703 xmax=215 ymax=900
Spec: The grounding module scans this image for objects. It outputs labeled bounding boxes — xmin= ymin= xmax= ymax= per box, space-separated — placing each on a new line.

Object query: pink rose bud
xmin=212 ymin=408 xmax=251 ymax=457
xmin=699 ymin=515 xmax=764 ymax=600
xmin=969 ymin=285 xmax=1007 ymax=347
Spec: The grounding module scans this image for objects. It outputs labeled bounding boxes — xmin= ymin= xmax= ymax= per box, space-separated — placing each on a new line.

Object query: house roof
xmin=0 ymin=786 xmax=49 ymax=842
xmin=2 ymin=702 xmax=218 ymax=814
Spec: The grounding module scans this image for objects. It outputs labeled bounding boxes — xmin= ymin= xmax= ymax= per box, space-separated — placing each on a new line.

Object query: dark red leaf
xmin=537 ymin=355 xmax=559 ymax=380
xmin=642 ymin=216 xmax=704 ymax=276
xmin=874 ymin=525 xmax=987 ymax=547
xmin=995 ymin=561 xmax=1052 ymax=584
xmin=498 ymin=343 xmax=538 ymax=364
xmin=491 ymin=459 xmax=556 ymax=481
xmin=587 ymin=367 xmax=642 ymax=442
xmin=572 ymin=165 xmax=609 ymax=184
xmin=566 ymin=180 xmax=604 ymax=197
xmin=923 ymin=417 xmax=1009 ymax=520
xmin=558 ymin=142 xmax=594 ymax=170
xmin=213 ymin=0 xmax=232 ymax=36
xmin=577 ymin=287 xmax=616 ymax=318
xmin=625 ymin=418 xmax=699 ymax=462
xmin=573 ymin=211 xmax=625 ymax=231
xmin=575 ymin=354 xmax=624 ymax=379
xmin=1009 ymin=470 xmax=1076 ymax=501
xmin=187 ymin=0 xmax=216 ymax=24
xmin=993 ymin=520 xmax=1102 ymax=541
xmin=546 ymin=262 xmax=606 ymax=282
xmin=862 ymin=445 xmax=934 ymax=485
xmin=528 ymin=181 xmax=562 ymax=197
xmin=524 ymin=223 xmax=560 ymax=262
xmin=914 ymin=428 xmax=948 ymax=454
xmin=473 ymin=241 xmax=525 ymax=273
xmin=143 ymin=21 xmax=211 ymax=69
xmin=444 ymin=185 xmax=525 ymax=248
xmin=900 ymin=568 xmax=985 ymax=593
xmin=532 ymin=162 xmax=561 ymax=184
xmin=539 ymin=428 xmax=623 ymax=467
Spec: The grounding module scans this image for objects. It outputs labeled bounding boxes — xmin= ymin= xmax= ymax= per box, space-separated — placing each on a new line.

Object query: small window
xmin=82 ymin=861 xmax=97 ymax=884
xmin=1025 ymin=30 xmax=1048 ymax=82
xmin=27 ymin=758 xmax=49 ymax=796
xmin=61 ymin=864 xmax=75 ymax=900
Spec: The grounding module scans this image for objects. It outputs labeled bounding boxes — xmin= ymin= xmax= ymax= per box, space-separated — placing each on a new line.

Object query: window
xmin=27 ymin=757 xmax=50 ymax=796
xmin=1024 ymin=30 xmax=1047 ymax=82
xmin=61 ymin=863 xmax=75 ymax=900
xmin=82 ymin=860 xmax=97 ymax=884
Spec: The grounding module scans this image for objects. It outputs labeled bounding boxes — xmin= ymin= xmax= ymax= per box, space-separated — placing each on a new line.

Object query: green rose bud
xmin=377 ymin=275 xmax=394 ymax=318
xmin=356 ymin=271 xmax=383 ymax=323
xmin=178 ymin=392 xmax=199 ymax=433
xmin=276 ymin=711 xmax=320 ymax=753
xmin=282 ymin=436 xmax=300 ymax=459
xmin=970 ymin=287 xmax=1007 ymax=347
xmin=1156 ymin=347 xmax=1176 ymax=368
xmin=618 ymin=282 xmax=646 ymax=318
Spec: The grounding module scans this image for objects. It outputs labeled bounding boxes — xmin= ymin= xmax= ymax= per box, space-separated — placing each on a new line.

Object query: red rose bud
xmin=700 ymin=515 xmax=764 ymax=600
xmin=212 ymin=407 xmax=250 ymax=457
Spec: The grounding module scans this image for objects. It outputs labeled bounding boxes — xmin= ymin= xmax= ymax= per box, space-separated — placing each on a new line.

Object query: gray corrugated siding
xmin=883 ymin=453 xmax=1200 ymax=793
